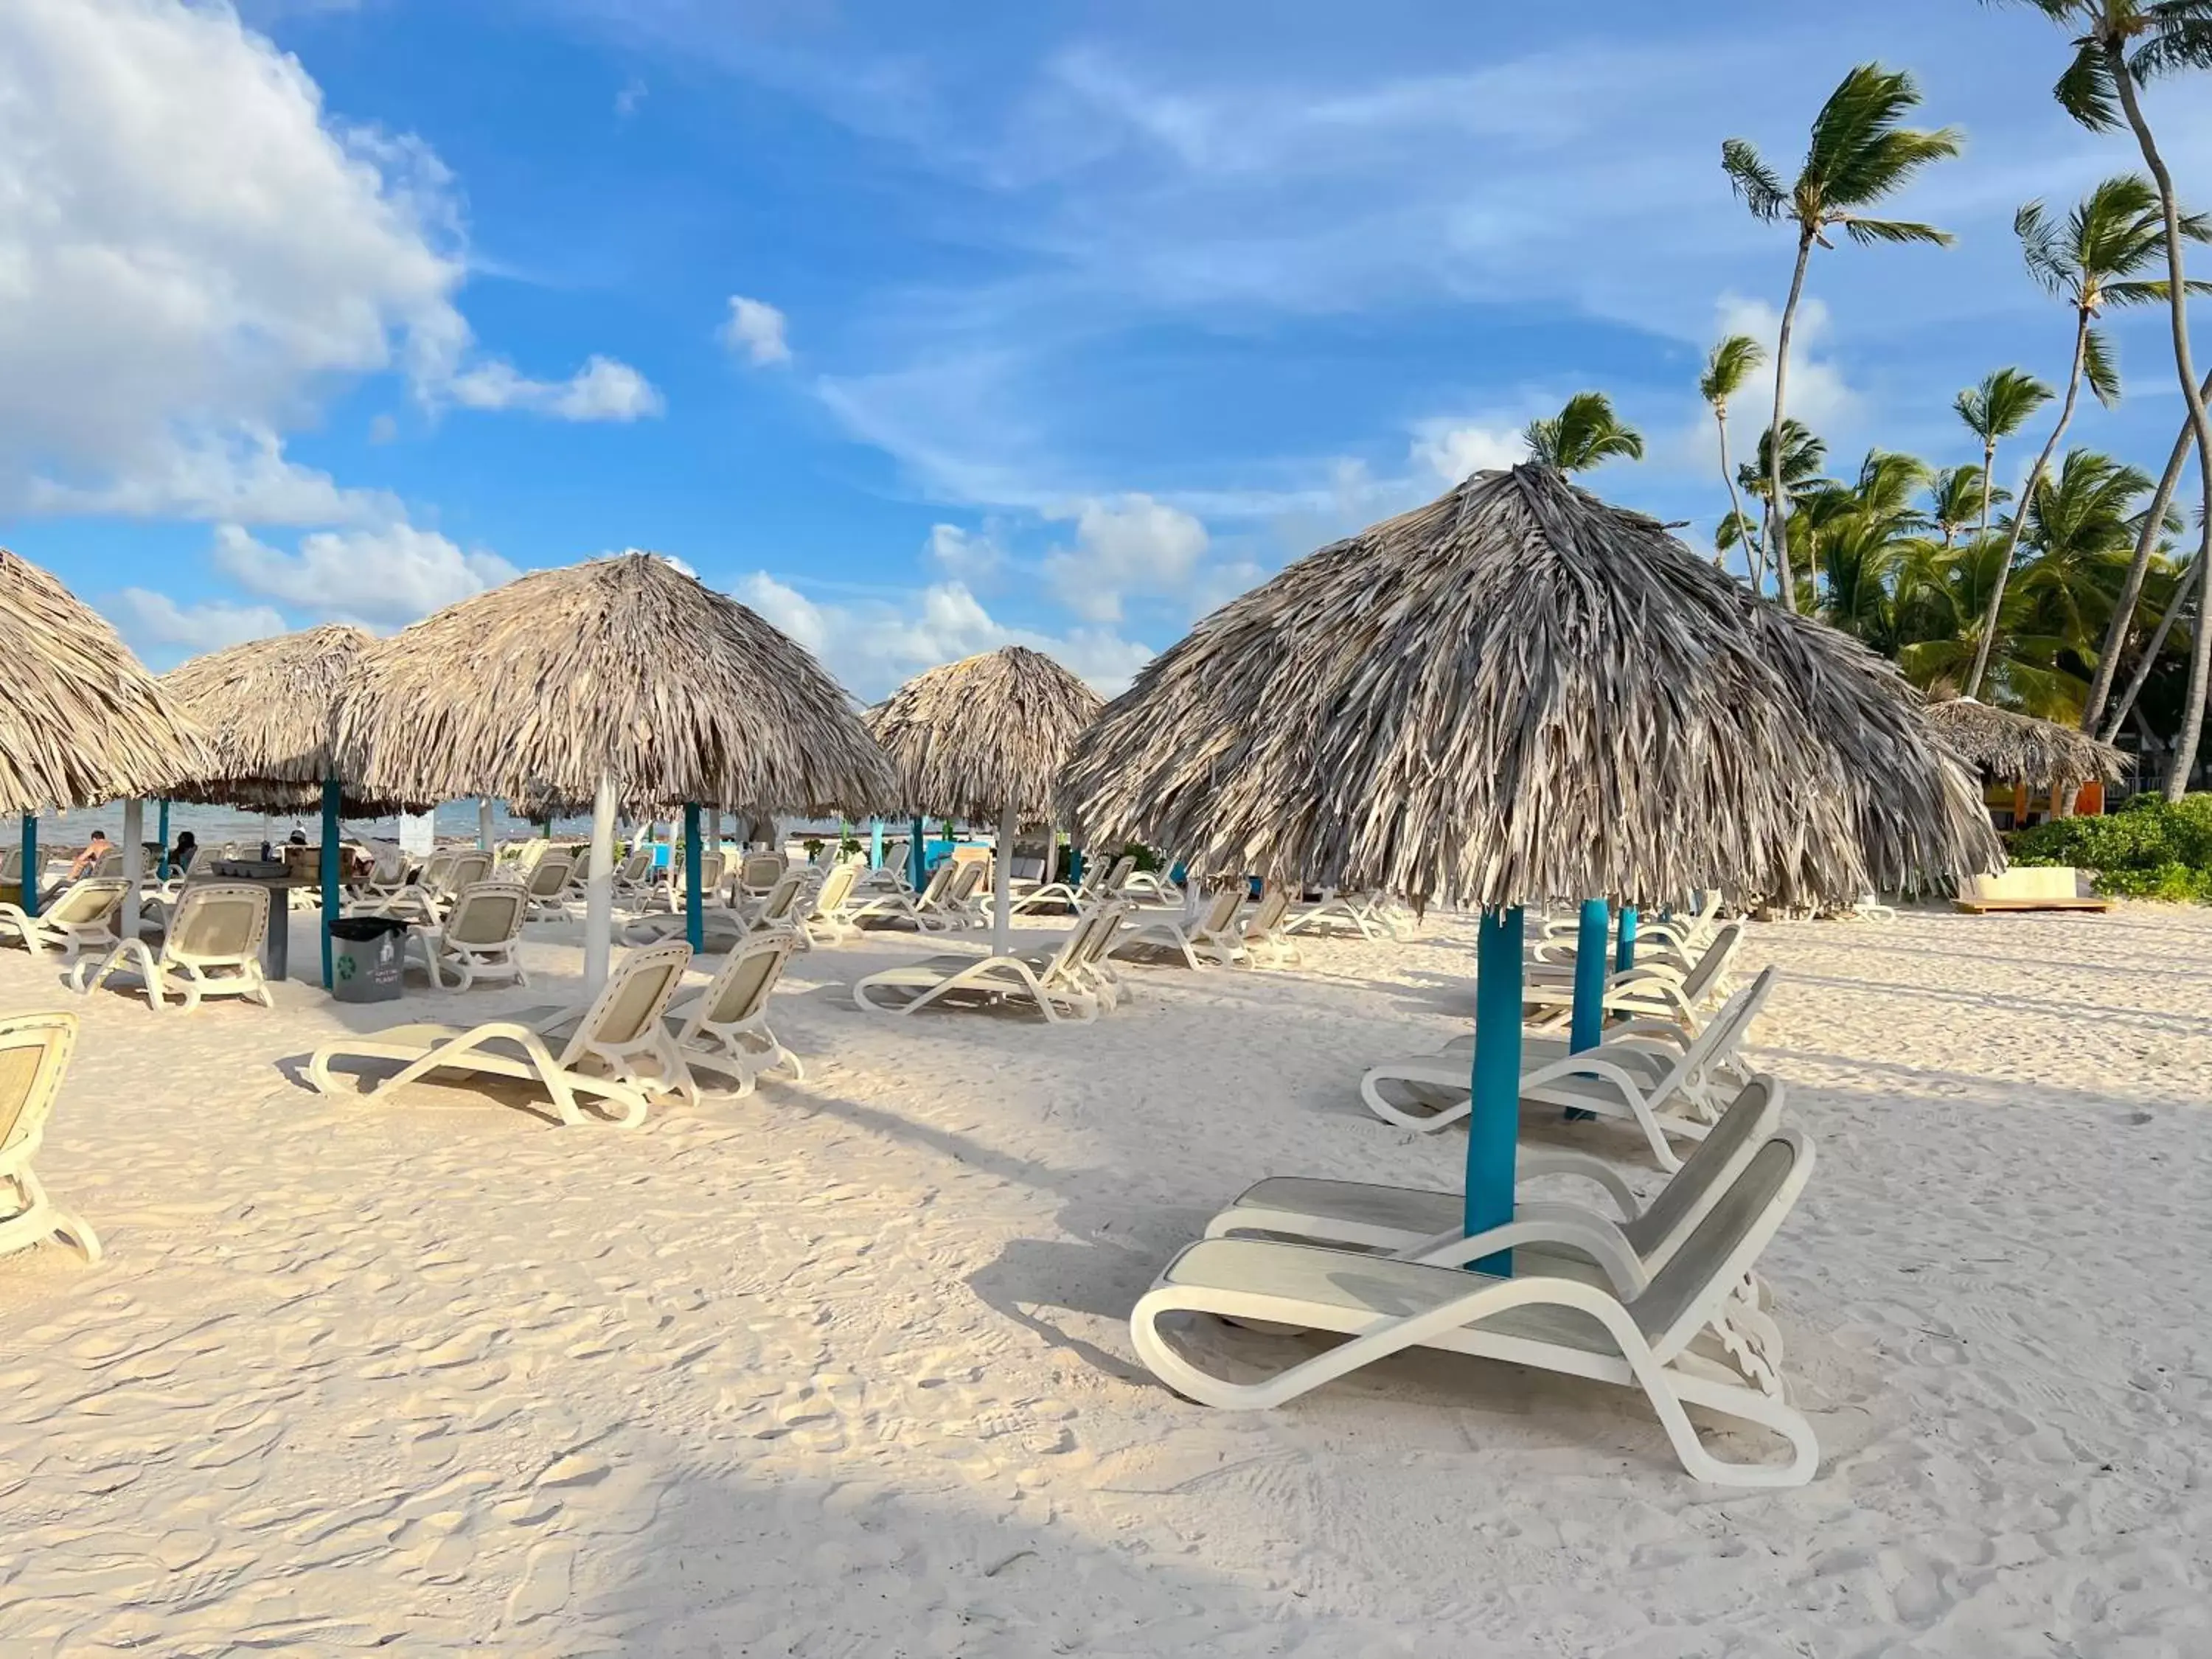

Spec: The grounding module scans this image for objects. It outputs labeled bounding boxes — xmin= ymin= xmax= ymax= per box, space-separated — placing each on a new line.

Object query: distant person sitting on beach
xmin=288 ymin=830 xmax=307 ymax=846
xmin=171 ymin=832 xmax=198 ymax=872
xmin=64 ymin=831 xmax=111 ymax=880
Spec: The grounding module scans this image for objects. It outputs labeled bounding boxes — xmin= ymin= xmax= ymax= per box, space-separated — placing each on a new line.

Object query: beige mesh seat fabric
xmin=799 ymin=861 xmax=866 ymax=946
xmin=1237 ymin=888 xmax=1302 ymax=968
xmin=71 ymin=883 xmax=274 ymax=1014
xmin=1107 ymin=886 xmax=1246 ymax=970
xmin=737 ymin=852 xmax=787 ymax=900
xmin=1210 ymin=1077 xmax=1788 ymax=1294
xmin=852 ymin=904 xmax=1117 ymax=1025
xmin=0 ymin=1012 xmax=102 ymax=1265
xmin=521 ymin=847 xmax=579 ymax=920
xmin=1132 ymin=1129 xmax=1818 ymax=1488
xmin=0 ymin=877 xmax=128 ymax=964
xmin=662 ymin=930 xmax=803 ymax=1099
xmin=308 ymin=941 xmax=693 ymax=1128
xmin=406 ymin=880 xmax=530 ymax=992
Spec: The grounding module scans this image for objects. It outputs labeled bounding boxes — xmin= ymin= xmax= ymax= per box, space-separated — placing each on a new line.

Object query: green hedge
xmin=2008 ymin=793 xmax=2212 ymax=902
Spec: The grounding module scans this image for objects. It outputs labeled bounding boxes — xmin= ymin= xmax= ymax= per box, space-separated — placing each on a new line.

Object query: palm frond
xmin=2054 ymin=40 xmax=2122 ymax=129
xmin=1721 ymin=138 xmax=1787 ymax=220
xmin=1843 ymin=216 xmax=1955 ymax=246
xmin=1700 ymin=333 xmax=1767 ymax=405
xmin=2083 ymin=325 xmax=2123 ymax=407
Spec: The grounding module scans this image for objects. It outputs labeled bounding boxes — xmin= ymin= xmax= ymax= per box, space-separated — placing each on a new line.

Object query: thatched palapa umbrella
xmin=1923 ymin=696 xmax=2127 ymax=818
xmin=1063 ymin=464 xmax=1999 ymax=1252
xmin=0 ymin=547 xmax=208 ymax=919
xmin=161 ymin=624 xmax=383 ymax=987
xmin=868 ymin=645 xmax=1105 ymax=955
xmin=335 ymin=552 xmax=894 ymax=987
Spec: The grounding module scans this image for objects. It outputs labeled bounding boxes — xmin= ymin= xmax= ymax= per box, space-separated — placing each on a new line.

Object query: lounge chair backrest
xmin=0 ymin=846 xmax=20 ymax=883
xmin=1624 ymin=1074 xmax=1786 ymax=1262
xmin=0 ymin=1010 xmax=77 ymax=1164
xmin=562 ymin=942 xmax=692 ymax=1058
xmin=616 ymin=846 xmax=653 ymax=883
xmin=1099 ymin=855 xmax=1135 ymax=896
xmin=448 ymin=850 xmax=496 ymax=891
xmin=811 ymin=860 xmax=861 ymax=917
xmin=947 ymin=859 xmax=988 ymax=905
xmin=167 ymin=882 xmax=269 ymax=966
xmin=368 ymin=844 xmax=406 ymax=884
xmin=740 ymin=852 xmax=786 ymax=892
xmin=1632 ymin=1127 xmax=1815 ymax=1364
xmin=416 ymin=850 xmax=457 ymax=893
xmin=914 ymin=860 xmax=957 ymax=908
xmin=525 ymin=849 xmax=575 ymax=897
xmin=1042 ymin=905 xmax=1113 ymax=978
xmin=1245 ymin=887 xmax=1291 ymax=937
xmin=698 ymin=850 xmax=727 ymax=894
xmin=446 ymin=881 xmax=529 ymax=947
xmin=1677 ymin=922 xmax=1742 ymax=1001
xmin=687 ymin=931 xmax=796 ymax=1034
xmin=86 ymin=848 xmax=125 ymax=878
xmin=1646 ymin=967 xmax=1775 ymax=1099
xmin=756 ymin=871 xmax=807 ymax=925
xmin=1197 ymin=887 xmax=1244 ymax=934
xmin=1074 ymin=901 xmax=1131 ymax=973
xmin=47 ymin=878 xmax=128 ymax=928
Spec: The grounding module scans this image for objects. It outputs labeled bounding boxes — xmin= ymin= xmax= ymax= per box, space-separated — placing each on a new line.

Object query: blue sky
xmin=4 ymin=0 xmax=2210 ymax=696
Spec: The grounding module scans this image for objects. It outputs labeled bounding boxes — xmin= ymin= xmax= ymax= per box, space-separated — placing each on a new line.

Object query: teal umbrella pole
xmin=157 ymin=799 xmax=171 ymax=880
xmin=320 ymin=776 xmax=341 ymax=988
xmin=684 ymin=801 xmax=703 ymax=953
xmin=1070 ymin=845 xmax=1084 ymax=886
xmin=869 ymin=818 xmax=883 ymax=869
xmin=19 ymin=814 xmax=36 ymax=918
xmin=1616 ymin=906 xmax=1638 ymax=972
xmin=1467 ymin=906 xmax=1524 ymax=1275
xmin=1565 ymin=897 xmax=1608 ymax=1122
xmin=908 ymin=815 xmax=926 ymax=889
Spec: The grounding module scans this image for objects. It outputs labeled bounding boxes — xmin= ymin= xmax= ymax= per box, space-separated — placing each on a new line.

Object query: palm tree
xmin=1963 ymin=175 xmax=2183 ymax=698
xmin=1523 ymin=392 xmax=1645 ymax=473
xmin=1722 ymin=63 xmax=1962 ymax=611
xmin=1954 ymin=366 xmax=2053 ymax=562
xmin=1738 ymin=418 xmax=1832 ymax=564
xmin=1700 ymin=335 xmax=1767 ymax=580
xmin=1811 ymin=450 xmax=1935 ymax=655
xmin=2014 ymin=449 xmax=2172 ymax=684
xmin=1991 ymin=0 xmax=2212 ymax=791
xmin=1928 ymin=465 xmax=2000 ymax=546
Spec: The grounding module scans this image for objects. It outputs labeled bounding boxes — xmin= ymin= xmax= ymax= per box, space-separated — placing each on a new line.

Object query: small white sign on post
xmin=397 ymin=810 xmax=437 ymax=859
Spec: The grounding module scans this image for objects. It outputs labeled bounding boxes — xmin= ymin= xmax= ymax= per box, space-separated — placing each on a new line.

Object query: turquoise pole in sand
xmin=684 ymin=803 xmax=704 ymax=953
xmin=870 ymin=818 xmax=883 ymax=869
xmin=157 ymin=799 xmax=171 ymax=880
xmin=908 ymin=816 xmax=926 ymax=888
xmin=1565 ymin=897 xmax=1609 ymax=1122
xmin=320 ymin=777 xmax=341 ymax=988
xmin=19 ymin=815 xmax=36 ymax=917
xmin=1616 ymin=906 xmax=1638 ymax=972
xmin=1467 ymin=907 xmax=1524 ymax=1275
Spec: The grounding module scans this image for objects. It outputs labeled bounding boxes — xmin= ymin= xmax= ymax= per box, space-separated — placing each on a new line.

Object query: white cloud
xmin=1043 ymin=493 xmax=1208 ymax=622
xmin=211 ymin=521 xmax=518 ymax=626
xmin=1411 ymin=422 xmax=1528 ymax=483
xmin=1711 ymin=293 xmax=1854 ymax=438
xmin=27 ymin=423 xmax=404 ymax=526
xmin=720 ymin=296 xmax=792 ymax=366
xmin=926 ymin=523 xmax=1003 ymax=583
xmin=614 ymin=74 xmax=647 ymax=119
xmin=110 ymin=588 xmax=288 ymax=655
xmin=734 ymin=572 xmax=1151 ymax=699
xmin=447 ymin=354 xmax=664 ymax=422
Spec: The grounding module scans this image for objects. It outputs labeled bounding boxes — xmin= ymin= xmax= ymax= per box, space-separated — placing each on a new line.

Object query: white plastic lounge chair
xmin=1084 ymin=855 xmax=1135 ymax=902
xmin=852 ymin=904 xmax=1123 ymax=1024
xmin=745 ymin=869 xmax=811 ymax=936
xmin=1540 ymin=891 xmax=1722 ymax=958
xmin=0 ymin=877 xmax=128 ymax=964
xmin=661 ymin=930 xmax=804 ymax=1098
xmin=609 ymin=844 xmax=658 ymax=904
xmin=737 ymin=852 xmax=787 ymax=902
xmin=641 ymin=849 xmax=726 ymax=915
xmin=1284 ymin=889 xmax=1405 ymax=941
xmin=1523 ymin=922 xmax=1744 ymax=1037
xmin=1120 ymin=860 xmax=1181 ymax=905
xmin=0 ymin=1011 xmax=102 ymax=1265
xmin=925 ymin=858 xmax=992 ymax=930
xmin=520 ymin=847 xmax=579 ymax=920
xmin=1130 ymin=1127 xmax=1818 ymax=1487
xmin=835 ymin=858 xmax=956 ymax=933
xmin=1107 ymin=886 xmax=1245 ymax=970
xmin=308 ymin=941 xmax=692 ymax=1128
xmin=1360 ymin=970 xmax=1775 ymax=1169
xmin=799 ymin=861 xmax=865 ymax=946
xmin=1237 ymin=888 xmax=1302 ymax=968
xmin=406 ymin=880 xmax=530 ymax=992
xmin=72 ymin=882 xmax=274 ymax=1013
xmin=351 ymin=843 xmax=410 ymax=903
xmin=1211 ymin=1075 xmax=1787 ymax=1288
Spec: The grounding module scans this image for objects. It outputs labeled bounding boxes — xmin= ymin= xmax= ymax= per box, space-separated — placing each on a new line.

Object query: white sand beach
xmin=4 ymin=904 xmax=2211 ymax=1655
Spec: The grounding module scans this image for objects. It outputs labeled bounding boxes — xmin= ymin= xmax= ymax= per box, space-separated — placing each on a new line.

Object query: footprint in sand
xmin=503 ymin=1537 xmax=576 ymax=1627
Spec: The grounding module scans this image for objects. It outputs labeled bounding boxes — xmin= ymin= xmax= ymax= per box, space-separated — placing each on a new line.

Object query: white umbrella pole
xmin=585 ymin=772 xmax=616 ymax=994
xmin=119 ymin=799 xmax=144 ymax=943
xmin=994 ymin=801 xmax=1016 ymax=958
xmin=478 ymin=798 xmax=495 ymax=852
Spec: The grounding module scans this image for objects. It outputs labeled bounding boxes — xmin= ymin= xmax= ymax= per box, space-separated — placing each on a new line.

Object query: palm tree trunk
xmin=1964 ymin=312 xmax=2090 ymax=699
xmin=2079 ymin=369 xmax=2212 ymax=732
xmin=1716 ymin=407 xmax=1754 ymax=582
xmin=2110 ymin=54 xmax=2212 ymax=799
xmin=1767 ymin=231 xmax=1814 ymax=613
xmin=2101 ymin=557 xmax=2200 ymax=744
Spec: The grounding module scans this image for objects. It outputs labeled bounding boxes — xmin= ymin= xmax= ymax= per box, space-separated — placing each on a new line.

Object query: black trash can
xmin=329 ymin=916 xmax=408 ymax=1003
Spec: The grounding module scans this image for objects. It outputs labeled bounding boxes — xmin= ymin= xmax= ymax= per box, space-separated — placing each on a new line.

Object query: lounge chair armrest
xmin=1514 ymin=1150 xmax=1646 ymax=1217
xmin=1403 ymin=1203 xmax=1649 ymax=1296
xmin=1599 ymin=1018 xmax=1693 ymax=1051
xmin=1518 ymin=1052 xmax=1649 ymax=1104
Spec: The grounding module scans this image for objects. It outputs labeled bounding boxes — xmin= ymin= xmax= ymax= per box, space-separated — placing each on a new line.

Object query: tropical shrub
xmin=2009 ymin=793 xmax=2212 ymax=900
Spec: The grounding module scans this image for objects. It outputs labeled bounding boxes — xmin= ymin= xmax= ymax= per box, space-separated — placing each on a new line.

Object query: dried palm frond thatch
xmin=161 ymin=624 xmax=400 ymax=813
xmin=866 ymin=645 xmax=1104 ymax=819
xmin=1062 ymin=465 xmax=2001 ymax=911
xmin=1921 ymin=697 xmax=2128 ymax=790
xmin=0 ymin=547 xmax=209 ymax=816
xmin=335 ymin=553 xmax=894 ymax=813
